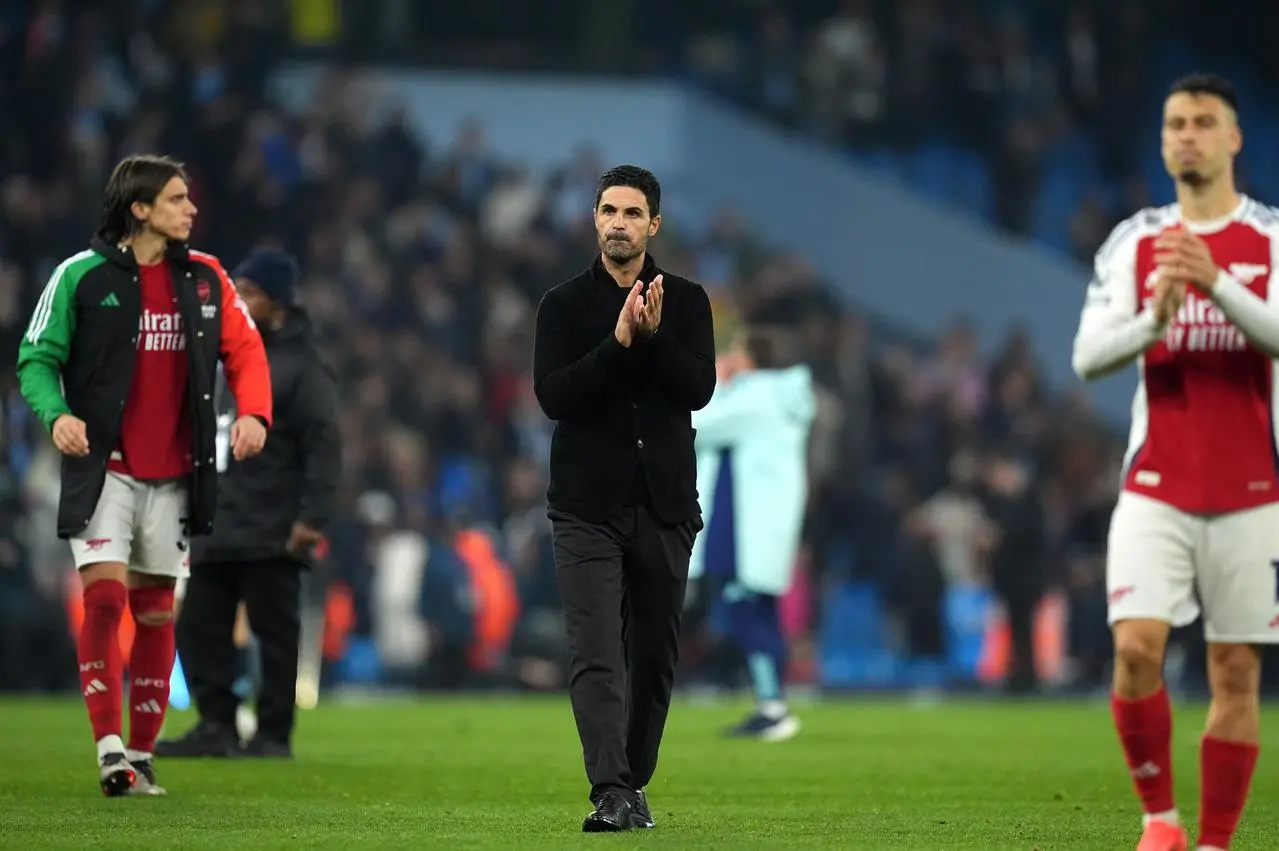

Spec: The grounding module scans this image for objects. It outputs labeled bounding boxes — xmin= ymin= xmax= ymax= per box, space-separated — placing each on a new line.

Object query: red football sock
xmin=1198 ymin=735 xmax=1259 ymax=849
xmin=1110 ymin=685 xmax=1175 ymax=814
xmin=78 ymin=580 xmax=127 ymax=745
xmin=126 ymin=586 xmax=176 ymax=757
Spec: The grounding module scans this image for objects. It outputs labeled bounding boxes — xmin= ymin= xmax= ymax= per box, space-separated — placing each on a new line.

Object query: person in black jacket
xmin=156 ymin=248 xmax=340 ymax=758
xmin=14 ymin=155 xmax=272 ymax=797
xmin=532 ymin=165 xmax=716 ymax=832
xmin=980 ymin=444 xmax=1048 ymax=694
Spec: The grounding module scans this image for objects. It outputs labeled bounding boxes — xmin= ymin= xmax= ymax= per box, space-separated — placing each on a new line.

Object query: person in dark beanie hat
xmin=232 ymin=249 xmax=300 ymax=310
xmin=158 ymin=247 xmax=340 ymax=759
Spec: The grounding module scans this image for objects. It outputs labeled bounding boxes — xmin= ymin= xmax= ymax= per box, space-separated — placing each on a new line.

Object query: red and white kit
xmin=1072 ymin=197 xmax=1279 ymax=642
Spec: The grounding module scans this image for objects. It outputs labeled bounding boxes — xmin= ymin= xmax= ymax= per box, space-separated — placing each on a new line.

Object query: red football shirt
xmin=108 ymin=259 xmax=193 ymax=480
xmin=1073 ymin=197 xmax=1279 ymax=514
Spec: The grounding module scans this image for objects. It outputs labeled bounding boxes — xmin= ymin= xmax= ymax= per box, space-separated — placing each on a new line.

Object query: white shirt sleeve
xmin=1071 ymin=224 xmax=1167 ymax=381
xmin=691 ymin=382 xmax=764 ymax=448
xmin=1210 ymin=270 xmax=1279 ymax=358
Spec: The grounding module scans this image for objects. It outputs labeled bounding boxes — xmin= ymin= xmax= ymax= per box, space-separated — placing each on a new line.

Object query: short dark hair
xmin=1168 ymin=73 xmax=1239 ymax=114
xmin=100 ymin=154 xmax=189 ymax=242
xmin=594 ymin=165 xmax=661 ymax=217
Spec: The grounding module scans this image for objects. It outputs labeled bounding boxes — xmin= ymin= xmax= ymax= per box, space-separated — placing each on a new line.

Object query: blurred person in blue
xmin=689 ymin=326 xmax=815 ymax=741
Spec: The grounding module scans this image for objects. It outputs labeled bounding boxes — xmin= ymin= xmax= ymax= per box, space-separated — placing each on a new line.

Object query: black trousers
xmin=993 ymin=574 xmax=1044 ymax=691
xmin=550 ymin=505 xmax=699 ymax=802
xmin=178 ymin=556 xmax=302 ymax=743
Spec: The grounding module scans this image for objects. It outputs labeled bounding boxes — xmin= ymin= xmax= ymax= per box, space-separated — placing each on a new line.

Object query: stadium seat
xmin=942 ymin=583 xmax=996 ymax=682
xmin=951 ymin=149 xmax=993 ymax=221
xmin=818 ymin=580 xmax=899 ymax=688
xmin=854 ymin=148 xmax=903 ymax=184
xmin=902 ymin=144 xmax=961 ymax=206
xmin=336 ymin=636 xmax=382 ymax=685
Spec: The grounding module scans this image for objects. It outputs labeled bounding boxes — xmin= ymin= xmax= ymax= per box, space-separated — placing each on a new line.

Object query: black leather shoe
xmin=631 ymin=788 xmax=655 ymax=829
xmin=582 ymin=791 xmax=632 ymax=832
xmin=154 ymin=721 xmax=239 ymax=758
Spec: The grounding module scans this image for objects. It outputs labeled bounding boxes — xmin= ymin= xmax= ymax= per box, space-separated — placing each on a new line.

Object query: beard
xmin=1178 ymin=168 xmax=1209 ymax=189
xmin=600 ymin=234 xmax=643 ymax=263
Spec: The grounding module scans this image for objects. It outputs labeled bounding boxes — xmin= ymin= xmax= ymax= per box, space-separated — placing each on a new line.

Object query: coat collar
xmin=260 ymin=307 xmax=312 ymax=346
xmin=90 ymin=231 xmax=191 ymax=270
xmin=590 ymin=252 xmax=659 ymax=289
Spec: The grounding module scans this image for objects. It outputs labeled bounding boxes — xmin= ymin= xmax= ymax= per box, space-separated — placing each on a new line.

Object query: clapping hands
xmin=634 ymin=274 xmax=663 ymax=337
xmin=613 ymin=274 xmax=665 ymax=347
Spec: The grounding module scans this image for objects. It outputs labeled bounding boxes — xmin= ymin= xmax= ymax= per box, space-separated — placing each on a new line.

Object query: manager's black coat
xmin=532 ymin=254 xmax=716 ymax=525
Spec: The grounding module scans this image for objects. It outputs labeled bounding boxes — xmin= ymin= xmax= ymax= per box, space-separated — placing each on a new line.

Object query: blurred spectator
xmin=980 ymin=446 xmax=1049 ymax=694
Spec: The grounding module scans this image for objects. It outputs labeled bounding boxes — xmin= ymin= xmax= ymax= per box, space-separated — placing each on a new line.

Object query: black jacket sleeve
xmin=644 ymin=282 xmax=717 ymax=411
xmin=293 ymin=361 xmax=341 ymax=530
xmin=532 ymin=287 xmax=635 ymax=421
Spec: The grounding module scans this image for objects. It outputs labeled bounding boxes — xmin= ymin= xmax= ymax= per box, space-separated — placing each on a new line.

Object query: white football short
xmin=1106 ymin=490 xmax=1279 ymax=643
xmin=69 ymin=471 xmax=190 ymax=579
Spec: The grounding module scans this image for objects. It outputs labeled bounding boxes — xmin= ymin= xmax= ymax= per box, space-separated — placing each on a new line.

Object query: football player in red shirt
xmin=1072 ymin=75 xmax=1279 ymax=851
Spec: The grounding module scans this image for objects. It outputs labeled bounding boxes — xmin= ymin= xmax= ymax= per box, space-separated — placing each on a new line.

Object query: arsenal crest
xmin=196 ymin=281 xmax=211 ymax=303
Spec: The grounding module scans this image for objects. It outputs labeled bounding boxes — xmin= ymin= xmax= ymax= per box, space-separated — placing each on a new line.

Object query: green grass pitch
xmin=2 ymin=694 xmax=1276 ymax=849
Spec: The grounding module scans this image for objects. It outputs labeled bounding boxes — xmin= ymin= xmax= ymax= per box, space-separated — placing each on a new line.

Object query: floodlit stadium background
xmin=4 ymin=7 xmax=1279 ymax=844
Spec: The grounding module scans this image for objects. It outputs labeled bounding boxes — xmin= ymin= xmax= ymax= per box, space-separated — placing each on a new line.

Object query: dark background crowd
xmin=4 ymin=0 xmax=1279 ymax=698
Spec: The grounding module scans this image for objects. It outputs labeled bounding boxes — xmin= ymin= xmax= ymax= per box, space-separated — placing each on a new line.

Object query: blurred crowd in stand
xmin=8 ymin=0 xmax=1274 ymax=696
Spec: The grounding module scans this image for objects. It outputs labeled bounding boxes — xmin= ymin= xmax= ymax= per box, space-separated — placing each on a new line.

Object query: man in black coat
xmin=980 ymin=445 xmax=1048 ymax=694
xmin=532 ymin=165 xmax=716 ymax=832
xmin=157 ymin=249 xmax=340 ymax=758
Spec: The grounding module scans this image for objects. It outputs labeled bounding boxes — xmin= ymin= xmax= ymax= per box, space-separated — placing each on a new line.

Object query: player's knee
xmin=1113 ymin=627 xmax=1164 ymax=673
xmin=1207 ymin=643 xmax=1260 ymax=702
xmin=83 ymin=579 xmax=128 ymax=620
xmin=1112 ymin=624 xmax=1167 ymax=695
xmin=128 ymin=585 xmax=177 ymax=627
xmin=80 ymin=560 xmax=127 ymax=587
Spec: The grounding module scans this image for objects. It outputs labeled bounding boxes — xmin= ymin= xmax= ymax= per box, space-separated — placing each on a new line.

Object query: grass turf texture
xmin=2 ymin=695 xmax=1276 ymax=849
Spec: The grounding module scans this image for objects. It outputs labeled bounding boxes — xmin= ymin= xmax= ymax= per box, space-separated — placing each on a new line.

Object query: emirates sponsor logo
xmin=139 ymin=310 xmax=186 ymax=352
xmin=1145 ymin=293 xmax=1248 ymax=353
